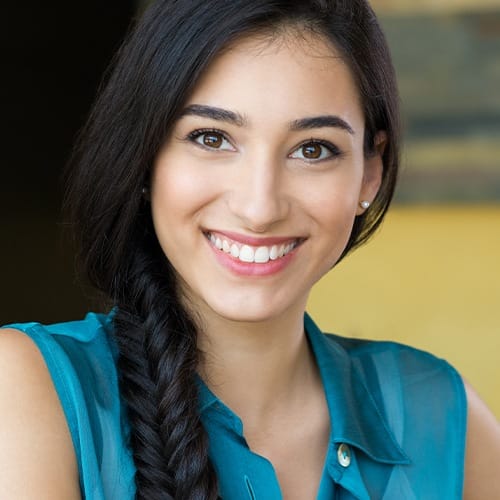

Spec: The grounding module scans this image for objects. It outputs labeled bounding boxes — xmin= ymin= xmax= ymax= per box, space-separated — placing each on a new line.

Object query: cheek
xmin=305 ymin=173 xmax=362 ymax=227
xmin=151 ymin=161 xmax=217 ymax=222
xmin=302 ymin=177 xmax=361 ymax=271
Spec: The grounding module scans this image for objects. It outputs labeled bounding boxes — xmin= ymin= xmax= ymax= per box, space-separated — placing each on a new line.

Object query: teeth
xmin=269 ymin=245 xmax=278 ymax=260
xmin=254 ymin=246 xmax=270 ymax=263
xmin=239 ymin=245 xmax=254 ymax=262
xmin=208 ymin=233 xmax=297 ymax=263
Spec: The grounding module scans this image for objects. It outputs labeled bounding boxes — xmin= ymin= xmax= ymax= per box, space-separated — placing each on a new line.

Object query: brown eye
xmin=302 ymin=143 xmax=322 ymax=159
xmin=202 ymin=132 xmax=223 ymax=148
xmin=290 ymin=140 xmax=338 ymax=162
xmin=189 ymin=129 xmax=235 ymax=151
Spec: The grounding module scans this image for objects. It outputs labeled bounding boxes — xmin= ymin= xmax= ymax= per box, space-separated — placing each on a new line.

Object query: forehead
xmin=184 ymin=30 xmax=364 ymax=128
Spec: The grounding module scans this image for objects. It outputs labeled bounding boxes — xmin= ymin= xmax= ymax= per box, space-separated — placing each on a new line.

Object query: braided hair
xmin=65 ymin=1 xmax=400 ymax=497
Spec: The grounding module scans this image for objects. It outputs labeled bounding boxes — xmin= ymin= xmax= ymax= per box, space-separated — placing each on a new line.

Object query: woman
xmin=1 ymin=1 xmax=498 ymax=498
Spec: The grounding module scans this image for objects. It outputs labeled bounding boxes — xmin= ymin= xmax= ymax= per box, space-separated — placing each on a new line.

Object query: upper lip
xmin=204 ymin=229 xmax=305 ymax=247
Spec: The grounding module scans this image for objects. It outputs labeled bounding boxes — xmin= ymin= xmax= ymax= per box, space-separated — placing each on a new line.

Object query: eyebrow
xmin=180 ymin=104 xmax=247 ymax=127
xmin=289 ymin=115 xmax=355 ymax=135
xmin=180 ymin=104 xmax=354 ymax=135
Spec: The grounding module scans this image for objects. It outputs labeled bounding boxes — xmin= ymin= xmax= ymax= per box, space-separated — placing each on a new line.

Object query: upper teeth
xmin=208 ymin=233 xmax=297 ymax=263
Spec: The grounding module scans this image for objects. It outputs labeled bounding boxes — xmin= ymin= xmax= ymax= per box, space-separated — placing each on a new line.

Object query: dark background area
xmin=1 ymin=3 xmax=136 ymax=324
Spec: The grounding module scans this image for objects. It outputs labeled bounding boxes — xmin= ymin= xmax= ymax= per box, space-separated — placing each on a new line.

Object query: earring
xmin=359 ymin=200 xmax=370 ymax=209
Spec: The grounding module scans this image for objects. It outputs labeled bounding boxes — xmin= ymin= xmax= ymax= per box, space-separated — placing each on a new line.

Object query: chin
xmin=202 ymin=294 xmax=295 ymax=325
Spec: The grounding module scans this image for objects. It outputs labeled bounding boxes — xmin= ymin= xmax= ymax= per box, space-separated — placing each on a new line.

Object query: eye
xmin=289 ymin=140 xmax=340 ymax=162
xmin=188 ymin=129 xmax=235 ymax=151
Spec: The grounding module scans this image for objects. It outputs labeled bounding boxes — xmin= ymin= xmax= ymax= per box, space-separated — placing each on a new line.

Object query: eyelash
xmin=186 ymin=128 xmax=234 ymax=151
xmin=185 ymin=128 xmax=344 ymax=161
xmin=291 ymin=139 xmax=343 ymax=162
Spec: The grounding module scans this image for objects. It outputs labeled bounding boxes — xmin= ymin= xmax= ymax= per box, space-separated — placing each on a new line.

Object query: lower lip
xmin=206 ymin=238 xmax=298 ymax=277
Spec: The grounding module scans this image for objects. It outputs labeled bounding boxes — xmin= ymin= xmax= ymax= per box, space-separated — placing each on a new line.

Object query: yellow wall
xmin=307 ymin=205 xmax=500 ymax=418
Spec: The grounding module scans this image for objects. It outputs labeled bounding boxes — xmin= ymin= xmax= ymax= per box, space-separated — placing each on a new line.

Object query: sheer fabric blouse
xmin=3 ymin=312 xmax=466 ymax=499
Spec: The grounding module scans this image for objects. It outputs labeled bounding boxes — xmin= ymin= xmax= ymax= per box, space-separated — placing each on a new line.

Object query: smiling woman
xmin=1 ymin=1 xmax=499 ymax=499
xmin=150 ymin=34 xmax=381 ymax=324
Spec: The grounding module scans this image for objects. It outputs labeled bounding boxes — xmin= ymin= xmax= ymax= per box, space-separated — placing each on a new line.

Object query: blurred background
xmin=1 ymin=1 xmax=499 ymax=416
xmin=310 ymin=0 xmax=500 ymax=419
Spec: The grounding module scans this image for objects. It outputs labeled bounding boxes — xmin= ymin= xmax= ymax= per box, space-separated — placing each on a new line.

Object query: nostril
xmin=245 ymin=475 xmax=256 ymax=500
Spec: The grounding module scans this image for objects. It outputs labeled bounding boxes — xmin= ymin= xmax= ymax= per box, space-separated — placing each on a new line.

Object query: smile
xmin=205 ymin=231 xmax=301 ymax=264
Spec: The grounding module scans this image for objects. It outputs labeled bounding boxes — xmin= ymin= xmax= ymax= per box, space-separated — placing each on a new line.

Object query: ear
xmin=356 ymin=131 xmax=386 ymax=215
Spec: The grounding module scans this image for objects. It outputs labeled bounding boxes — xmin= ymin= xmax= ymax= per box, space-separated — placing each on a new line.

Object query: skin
xmin=0 ymin=329 xmax=80 ymax=499
xmin=152 ymin=31 xmax=500 ymax=498
xmin=0 ymin=30 xmax=498 ymax=499
xmin=463 ymin=381 xmax=500 ymax=499
xmin=152 ymin=34 xmax=380 ymax=329
xmin=150 ymin=32 xmax=382 ymax=498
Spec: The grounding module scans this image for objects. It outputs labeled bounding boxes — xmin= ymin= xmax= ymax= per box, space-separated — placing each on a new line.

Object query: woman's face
xmin=151 ymin=32 xmax=383 ymax=325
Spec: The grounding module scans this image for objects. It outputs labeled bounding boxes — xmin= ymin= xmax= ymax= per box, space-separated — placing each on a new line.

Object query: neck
xmin=197 ymin=308 xmax=319 ymax=424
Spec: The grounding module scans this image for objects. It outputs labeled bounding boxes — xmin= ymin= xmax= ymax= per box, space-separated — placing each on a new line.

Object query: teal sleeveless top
xmin=2 ymin=312 xmax=467 ymax=499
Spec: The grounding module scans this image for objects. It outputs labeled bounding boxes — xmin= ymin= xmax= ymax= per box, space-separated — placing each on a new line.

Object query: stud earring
xmin=359 ymin=200 xmax=370 ymax=209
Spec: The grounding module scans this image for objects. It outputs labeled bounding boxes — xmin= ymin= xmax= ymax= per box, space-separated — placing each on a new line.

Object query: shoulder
xmin=322 ymin=332 xmax=468 ymax=495
xmin=327 ymin=333 xmax=467 ymax=422
xmin=306 ymin=310 xmax=466 ymax=413
xmin=325 ymin=332 xmax=464 ymax=392
xmin=463 ymin=381 xmax=500 ymax=499
xmin=0 ymin=312 xmax=131 ymax=499
xmin=0 ymin=328 xmax=81 ymax=498
xmin=1 ymin=311 xmax=120 ymax=432
xmin=3 ymin=312 xmax=117 ymax=390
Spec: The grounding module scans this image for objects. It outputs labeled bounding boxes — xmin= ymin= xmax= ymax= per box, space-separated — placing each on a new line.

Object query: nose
xmin=227 ymin=156 xmax=289 ymax=232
